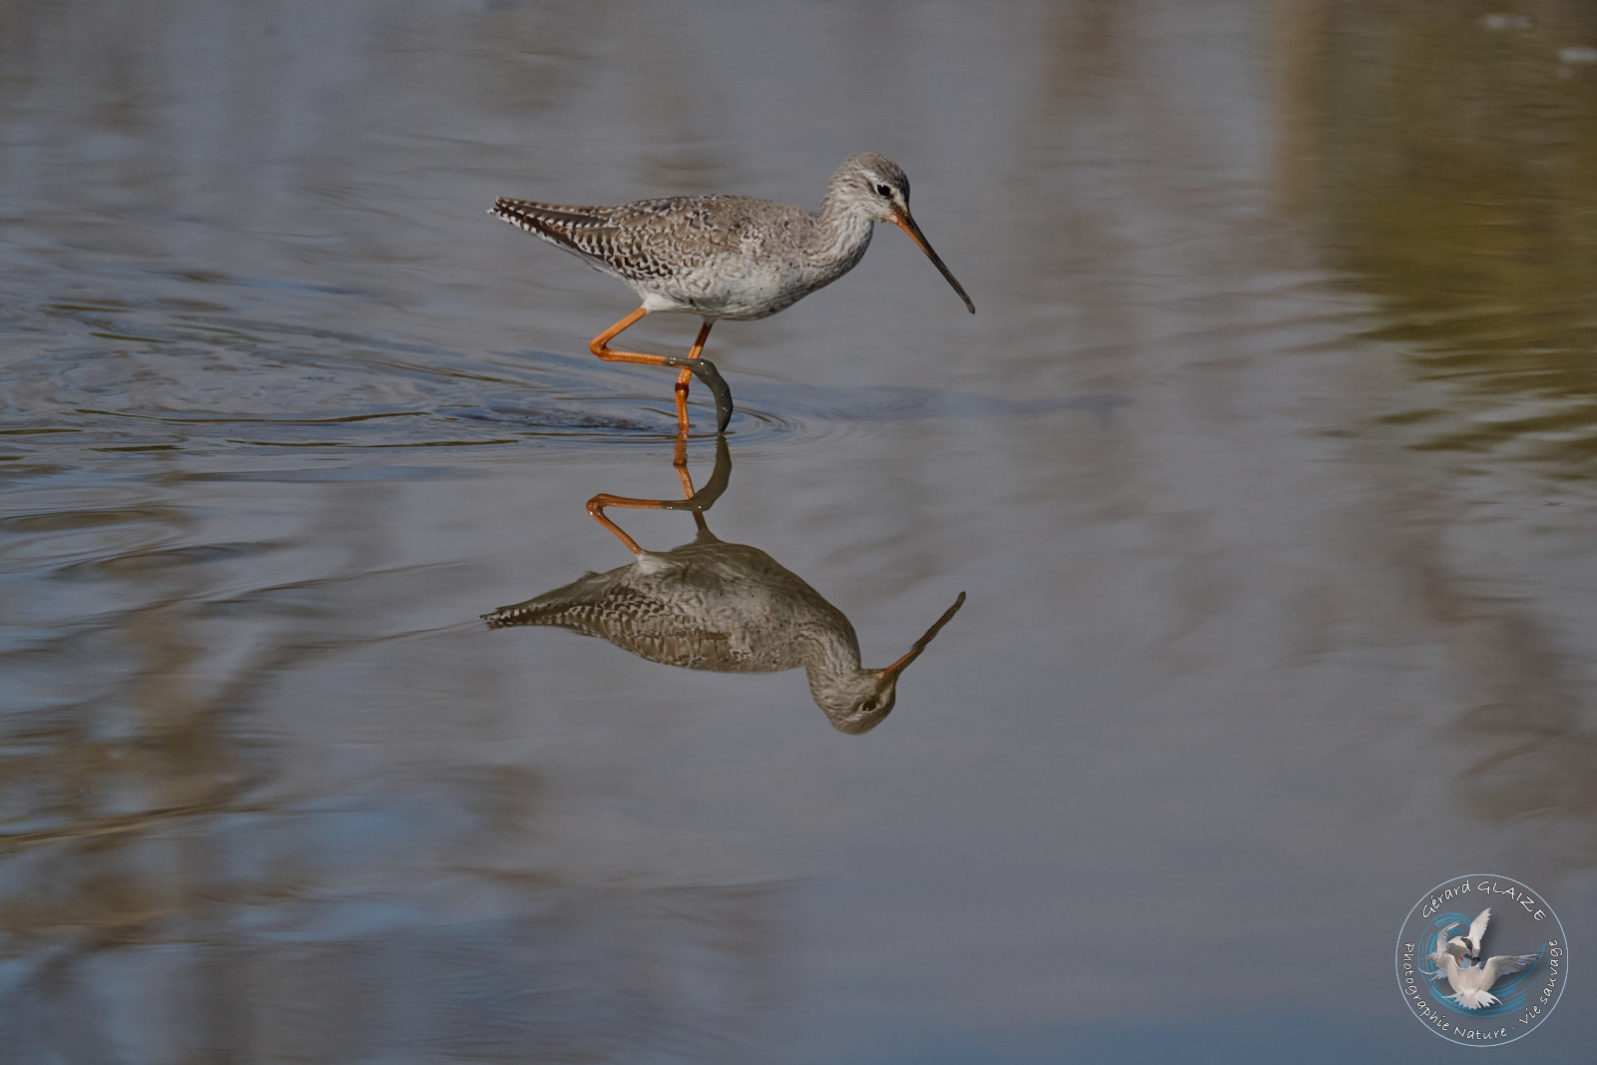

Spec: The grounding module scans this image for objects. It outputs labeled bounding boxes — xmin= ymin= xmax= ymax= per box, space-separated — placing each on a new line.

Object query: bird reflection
xmin=484 ymin=435 xmax=965 ymax=733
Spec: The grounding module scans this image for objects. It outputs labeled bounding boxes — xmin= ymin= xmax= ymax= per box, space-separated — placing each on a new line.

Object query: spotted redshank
xmin=490 ymin=153 xmax=975 ymax=432
xmin=482 ymin=436 xmax=966 ymax=733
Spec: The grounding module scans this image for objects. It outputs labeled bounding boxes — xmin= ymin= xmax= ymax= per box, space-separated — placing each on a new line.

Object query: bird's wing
xmin=609 ymin=197 xmax=787 ymax=274
xmin=1481 ymin=953 xmax=1538 ymax=984
xmin=1467 ymin=908 xmax=1492 ymax=949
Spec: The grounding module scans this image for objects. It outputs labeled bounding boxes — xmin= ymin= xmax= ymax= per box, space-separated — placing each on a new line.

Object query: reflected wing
xmin=483 ymin=568 xmax=774 ymax=672
xmin=483 ymin=566 xmax=633 ymax=629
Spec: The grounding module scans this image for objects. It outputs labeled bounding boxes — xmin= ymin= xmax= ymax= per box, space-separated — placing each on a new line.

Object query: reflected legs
xmin=587 ymin=430 xmax=733 ymax=554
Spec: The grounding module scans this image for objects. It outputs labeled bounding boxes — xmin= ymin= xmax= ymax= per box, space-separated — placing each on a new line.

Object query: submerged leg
xmin=589 ymin=309 xmax=731 ymax=432
xmin=673 ymin=320 xmax=716 ymax=426
xmin=671 ymin=424 xmax=693 ymax=491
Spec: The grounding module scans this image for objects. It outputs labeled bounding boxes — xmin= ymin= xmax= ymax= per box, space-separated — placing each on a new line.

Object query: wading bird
xmin=490 ymin=153 xmax=975 ymax=431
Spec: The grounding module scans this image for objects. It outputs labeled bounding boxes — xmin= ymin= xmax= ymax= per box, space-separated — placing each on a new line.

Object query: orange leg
xmin=586 ymin=464 xmax=695 ymax=556
xmin=585 ymin=495 xmax=649 ymax=555
xmin=586 ymin=430 xmax=732 ymax=554
xmin=672 ymin=320 xmax=716 ymax=424
xmin=589 ymin=309 xmax=728 ymax=432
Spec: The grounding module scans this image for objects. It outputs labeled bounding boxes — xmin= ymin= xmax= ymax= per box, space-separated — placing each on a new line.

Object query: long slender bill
xmin=881 ymin=591 xmax=968 ymax=680
xmin=893 ymin=213 xmax=975 ymax=313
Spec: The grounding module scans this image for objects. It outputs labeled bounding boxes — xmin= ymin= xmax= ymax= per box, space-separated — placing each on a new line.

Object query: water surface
xmin=2 ymin=2 xmax=1596 ymax=1062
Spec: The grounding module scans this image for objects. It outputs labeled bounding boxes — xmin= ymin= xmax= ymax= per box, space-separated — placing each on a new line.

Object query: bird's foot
xmin=661 ymin=354 xmax=733 ymax=432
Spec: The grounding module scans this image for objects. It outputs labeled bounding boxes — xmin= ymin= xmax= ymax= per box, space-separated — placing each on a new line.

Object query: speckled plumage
xmin=484 ymin=531 xmax=964 ymax=735
xmin=488 ymin=154 xmax=974 ymax=430
xmin=490 ymin=194 xmax=850 ymax=320
xmin=492 ymin=153 xmax=973 ymax=320
xmin=485 ymin=539 xmax=854 ymax=672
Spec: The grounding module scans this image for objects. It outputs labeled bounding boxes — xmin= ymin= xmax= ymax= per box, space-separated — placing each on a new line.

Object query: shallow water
xmin=3 ymin=2 xmax=1596 ymax=1062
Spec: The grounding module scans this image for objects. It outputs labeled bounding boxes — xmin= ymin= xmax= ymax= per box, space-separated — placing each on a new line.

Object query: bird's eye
xmin=875 ymin=183 xmax=893 ymax=198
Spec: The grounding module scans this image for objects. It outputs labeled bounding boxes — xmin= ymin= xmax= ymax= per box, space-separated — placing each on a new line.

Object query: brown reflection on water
xmin=8 ymin=0 xmax=1597 ymax=1058
xmin=1323 ymin=465 xmax=1597 ymax=866
xmin=485 ymin=434 xmax=965 ymax=734
xmin=1277 ymin=2 xmax=1597 ymax=866
xmin=1295 ymin=2 xmax=1597 ymax=473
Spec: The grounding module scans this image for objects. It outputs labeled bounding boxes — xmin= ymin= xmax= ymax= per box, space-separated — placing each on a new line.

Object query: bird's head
xmin=811 ymin=592 xmax=966 ymax=734
xmin=832 ymin=153 xmax=975 ymax=314
xmin=813 ymin=670 xmax=902 ymax=736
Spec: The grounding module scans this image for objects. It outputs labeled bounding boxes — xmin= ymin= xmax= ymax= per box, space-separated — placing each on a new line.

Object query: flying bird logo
xmin=1427 ymin=908 xmax=1540 ymax=1010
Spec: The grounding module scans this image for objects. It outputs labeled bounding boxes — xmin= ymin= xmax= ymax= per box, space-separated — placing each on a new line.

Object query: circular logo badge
xmin=1394 ymin=873 xmax=1567 ymax=1046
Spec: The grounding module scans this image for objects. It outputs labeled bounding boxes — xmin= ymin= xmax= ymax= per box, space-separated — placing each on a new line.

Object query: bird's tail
xmin=1448 ymin=989 xmax=1500 ymax=1010
xmin=489 ymin=198 xmax=613 ymax=259
xmin=481 ymin=571 xmax=615 ymax=629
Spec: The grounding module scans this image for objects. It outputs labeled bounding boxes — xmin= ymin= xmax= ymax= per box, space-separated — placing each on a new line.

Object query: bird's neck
xmin=793 ymin=604 xmax=896 ymax=733
xmin=796 ymin=614 xmax=865 ymax=693
xmin=810 ymin=195 xmax=875 ymax=278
